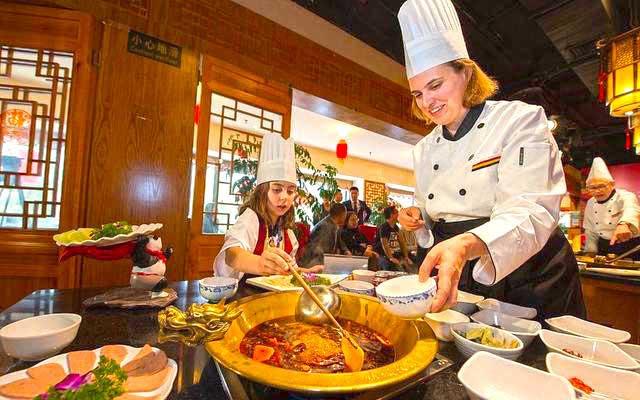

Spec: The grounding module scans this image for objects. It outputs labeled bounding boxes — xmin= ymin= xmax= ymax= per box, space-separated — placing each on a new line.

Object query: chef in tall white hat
xmin=583 ymin=157 xmax=640 ymax=259
xmin=397 ymin=0 xmax=585 ymax=320
xmin=214 ymin=133 xmax=322 ymax=279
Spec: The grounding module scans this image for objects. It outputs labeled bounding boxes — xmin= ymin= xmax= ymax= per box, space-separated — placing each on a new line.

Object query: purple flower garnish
xmin=302 ymin=272 xmax=318 ymax=281
xmin=39 ymin=371 xmax=92 ymax=398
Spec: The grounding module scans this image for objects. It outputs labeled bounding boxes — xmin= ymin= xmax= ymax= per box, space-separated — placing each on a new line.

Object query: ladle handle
xmin=289 ymin=266 xmax=344 ymax=332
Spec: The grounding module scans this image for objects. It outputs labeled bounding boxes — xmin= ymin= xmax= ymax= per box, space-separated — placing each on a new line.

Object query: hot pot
xmin=205 ymin=290 xmax=438 ymax=394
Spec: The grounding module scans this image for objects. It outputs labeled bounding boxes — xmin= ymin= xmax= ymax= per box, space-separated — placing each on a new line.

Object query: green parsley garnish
xmin=90 ymin=221 xmax=133 ymax=240
xmin=35 ymin=356 xmax=127 ymax=400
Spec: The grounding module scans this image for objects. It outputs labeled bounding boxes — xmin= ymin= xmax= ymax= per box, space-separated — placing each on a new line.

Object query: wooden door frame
xmin=0 ymin=3 xmax=98 ymax=293
xmin=187 ymin=56 xmax=292 ymax=279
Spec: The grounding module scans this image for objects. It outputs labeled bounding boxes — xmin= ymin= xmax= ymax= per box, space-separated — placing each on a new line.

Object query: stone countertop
xmin=0 ymin=281 xmax=551 ymax=399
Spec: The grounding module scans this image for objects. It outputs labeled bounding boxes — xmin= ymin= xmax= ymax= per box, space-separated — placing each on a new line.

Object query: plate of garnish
xmin=53 ymin=222 xmax=163 ymax=247
xmin=0 ymin=344 xmax=176 ymax=399
xmin=246 ymin=272 xmax=348 ymax=292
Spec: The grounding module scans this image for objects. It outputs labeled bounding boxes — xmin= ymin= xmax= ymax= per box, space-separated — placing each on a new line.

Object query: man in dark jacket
xmin=300 ymin=203 xmax=351 ymax=267
xmin=343 ymin=186 xmax=372 ymax=225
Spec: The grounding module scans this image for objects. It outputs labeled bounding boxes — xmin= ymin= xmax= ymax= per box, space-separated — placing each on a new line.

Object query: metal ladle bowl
xmin=295 ymin=286 xmax=342 ymax=325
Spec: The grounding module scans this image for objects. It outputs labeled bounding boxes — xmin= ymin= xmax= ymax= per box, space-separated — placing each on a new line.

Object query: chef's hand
xmin=399 ymin=207 xmax=424 ymax=231
xmin=419 ymin=233 xmax=487 ymax=312
xmin=611 ymin=223 xmax=633 ymax=245
xmin=258 ymin=246 xmax=291 ymax=275
xmin=299 ymin=265 xmax=324 ymax=274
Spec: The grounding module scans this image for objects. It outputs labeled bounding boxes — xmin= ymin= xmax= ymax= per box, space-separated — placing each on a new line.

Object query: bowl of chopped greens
xmin=451 ymin=322 xmax=524 ymax=360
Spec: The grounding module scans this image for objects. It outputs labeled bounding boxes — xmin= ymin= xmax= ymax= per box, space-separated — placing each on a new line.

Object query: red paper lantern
xmin=336 ymin=139 xmax=348 ymax=161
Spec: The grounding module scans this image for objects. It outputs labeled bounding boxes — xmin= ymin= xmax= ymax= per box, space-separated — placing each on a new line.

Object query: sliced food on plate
xmin=0 ymin=344 xmax=176 ymax=400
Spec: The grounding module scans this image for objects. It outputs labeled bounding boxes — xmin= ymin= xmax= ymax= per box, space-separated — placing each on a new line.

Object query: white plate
xmin=585 ymin=267 xmax=640 ymax=277
xmin=471 ymin=309 xmax=541 ymax=348
xmin=54 ymin=223 xmax=163 ymax=247
xmin=546 ymin=315 xmax=631 ymax=343
xmin=539 ymin=329 xmax=640 ymax=370
xmin=424 ymin=309 xmax=469 ymax=342
xmin=546 ymin=352 xmax=640 ymax=400
xmin=618 ymin=343 xmax=640 ymax=363
xmin=476 ymin=298 xmax=537 ymax=319
xmin=245 ymin=274 xmax=348 ymax=292
xmin=0 ymin=344 xmax=177 ymax=400
xmin=458 ymin=351 xmax=575 ymax=400
xmin=451 ymin=322 xmax=524 ymax=361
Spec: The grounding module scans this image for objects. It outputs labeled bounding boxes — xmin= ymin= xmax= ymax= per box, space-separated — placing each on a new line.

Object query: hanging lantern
xmin=336 ymin=139 xmax=348 ymax=164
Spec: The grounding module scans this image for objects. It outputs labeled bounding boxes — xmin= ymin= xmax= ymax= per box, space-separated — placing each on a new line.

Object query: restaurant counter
xmin=0 ymin=281 xmax=550 ymax=399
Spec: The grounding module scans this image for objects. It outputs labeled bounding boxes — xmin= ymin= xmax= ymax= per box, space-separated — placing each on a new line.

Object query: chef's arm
xmin=618 ymin=191 xmax=640 ymax=235
xmin=469 ymin=106 xmax=564 ymax=285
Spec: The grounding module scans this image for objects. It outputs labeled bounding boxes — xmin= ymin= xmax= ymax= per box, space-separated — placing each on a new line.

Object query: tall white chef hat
xmin=256 ymin=133 xmax=297 ymax=186
xmin=586 ymin=157 xmax=614 ymax=183
xmin=398 ymin=0 xmax=469 ymax=79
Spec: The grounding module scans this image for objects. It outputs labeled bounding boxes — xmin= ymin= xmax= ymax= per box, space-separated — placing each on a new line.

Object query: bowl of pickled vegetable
xmin=451 ymin=322 xmax=524 ymax=360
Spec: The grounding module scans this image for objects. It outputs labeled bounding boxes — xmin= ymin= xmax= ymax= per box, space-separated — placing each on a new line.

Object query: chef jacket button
xmin=438 ymin=218 xmax=445 ymax=223
xmin=595 ymin=222 xmax=599 ymax=225
xmin=468 ymin=154 xmax=474 ymax=161
xmin=436 ymin=137 xmax=441 ymax=143
xmin=434 ymin=164 xmax=439 ymax=170
xmin=595 ymin=211 xmax=597 ymax=214
xmin=459 ymin=189 xmax=467 ymax=196
xmin=608 ymin=210 xmax=611 ymax=213
xmin=428 ymin=193 xmax=434 ymax=200
xmin=477 ymin=123 xmax=485 ymax=129
xmin=609 ymin=222 xmax=612 ymax=225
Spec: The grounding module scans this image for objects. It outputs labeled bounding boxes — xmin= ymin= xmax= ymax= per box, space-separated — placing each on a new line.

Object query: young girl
xmin=214 ymin=133 xmax=321 ymax=279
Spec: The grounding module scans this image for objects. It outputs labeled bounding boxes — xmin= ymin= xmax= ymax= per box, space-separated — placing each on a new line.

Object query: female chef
xmin=397 ymin=0 xmax=585 ymax=320
xmin=214 ymin=133 xmax=321 ymax=279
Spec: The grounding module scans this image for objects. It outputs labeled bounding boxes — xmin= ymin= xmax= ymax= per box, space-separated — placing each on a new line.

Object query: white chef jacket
xmin=414 ymin=100 xmax=565 ymax=286
xmin=213 ymin=208 xmax=299 ymax=279
xmin=583 ymin=189 xmax=640 ymax=253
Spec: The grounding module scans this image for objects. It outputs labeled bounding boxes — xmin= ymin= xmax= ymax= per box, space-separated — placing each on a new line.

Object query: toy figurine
xmin=130 ymin=235 xmax=173 ymax=292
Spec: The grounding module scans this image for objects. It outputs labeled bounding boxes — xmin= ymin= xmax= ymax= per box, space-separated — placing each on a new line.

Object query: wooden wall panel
xmin=12 ymin=0 xmax=426 ymax=143
xmin=0 ymin=3 xmax=97 ymax=307
xmin=81 ymin=23 xmax=197 ymax=288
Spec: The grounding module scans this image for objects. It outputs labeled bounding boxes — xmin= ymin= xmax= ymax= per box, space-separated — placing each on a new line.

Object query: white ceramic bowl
xmin=546 ymin=352 xmax=640 ymax=399
xmin=451 ymin=290 xmax=484 ymax=315
xmin=0 ymin=313 xmax=81 ymax=361
xmin=539 ymin=329 xmax=640 ymax=371
xmin=352 ymin=269 xmax=375 ymax=283
xmin=199 ymin=277 xmax=239 ymax=303
xmin=476 ymin=298 xmax=537 ymax=319
xmin=471 ymin=309 xmax=541 ymax=348
xmin=618 ymin=342 xmax=640 ymax=364
xmin=338 ymin=280 xmax=375 ymax=296
xmin=424 ymin=309 xmax=470 ymax=342
xmin=458 ymin=351 xmax=575 ymax=400
xmin=375 ymin=275 xmax=436 ymax=319
xmin=546 ymin=315 xmax=631 ymax=343
xmin=451 ymin=322 xmax=524 ymax=361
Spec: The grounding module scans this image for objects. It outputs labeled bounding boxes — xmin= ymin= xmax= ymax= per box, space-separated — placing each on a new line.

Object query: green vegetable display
xmin=289 ymin=273 xmax=331 ymax=287
xmin=90 ymin=221 xmax=133 ymax=240
xmin=461 ymin=327 xmax=519 ymax=349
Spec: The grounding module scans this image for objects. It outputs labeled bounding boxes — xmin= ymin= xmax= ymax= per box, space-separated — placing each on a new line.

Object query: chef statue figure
xmin=582 ymin=157 xmax=640 ymax=260
xmin=396 ymin=0 xmax=585 ymax=320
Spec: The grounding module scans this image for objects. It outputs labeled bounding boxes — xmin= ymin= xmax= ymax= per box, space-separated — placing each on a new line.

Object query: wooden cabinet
xmin=581 ymin=275 xmax=640 ymax=344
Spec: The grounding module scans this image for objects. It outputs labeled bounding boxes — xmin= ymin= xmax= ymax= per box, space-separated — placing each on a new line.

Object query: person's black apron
xmin=430 ymin=218 xmax=586 ymax=321
xmin=597 ymin=236 xmax=640 ymax=261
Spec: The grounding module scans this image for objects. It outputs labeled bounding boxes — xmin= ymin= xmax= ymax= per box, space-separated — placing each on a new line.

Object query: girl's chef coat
xmin=414 ymin=100 xmax=566 ymax=286
xmin=213 ymin=208 xmax=298 ymax=280
xmin=583 ymin=189 xmax=640 ymax=253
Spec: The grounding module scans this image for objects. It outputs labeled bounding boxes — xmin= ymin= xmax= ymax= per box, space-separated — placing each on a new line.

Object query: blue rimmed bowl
xmin=375 ymin=275 xmax=436 ymax=319
xmin=199 ymin=276 xmax=239 ymax=303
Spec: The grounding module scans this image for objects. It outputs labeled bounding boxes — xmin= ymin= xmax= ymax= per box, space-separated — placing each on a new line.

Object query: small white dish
xmin=451 ymin=322 xmax=524 ymax=361
xmin=375 ymin=275 xmax=436 ymax=319
xmin=618 ymin=343 xmax=640 ymax=364
xmin=471 ymin=309 xmax=541 ymax=348
xmin=0 ymin=313 xmax=81 ymax=361
xmin=546 ymin=315 xmax=631 ymax=344
xmin=245 ymin=273 xmax=348 ymax=292
xmin=476 ymin=298 xmax=537 ymax=319
xmin=352 ymin=269 xmax=375 ymax=283
xmin=539 ymin=329 xmax=640 ymax=370
xmin=424 ymin=309 xmax=470 ymax=342
xmin=451 ymin=290 xmax=484 ymax=315
xmin=338 ymin=280 xmax=375 ymax=296
xmin=458 ymin=351 xmax=575 ymax=400
xmin=199 ymin=276 xmax=238 ymax=303
xmin=546 ymin=352 xmax=640 ymax=399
